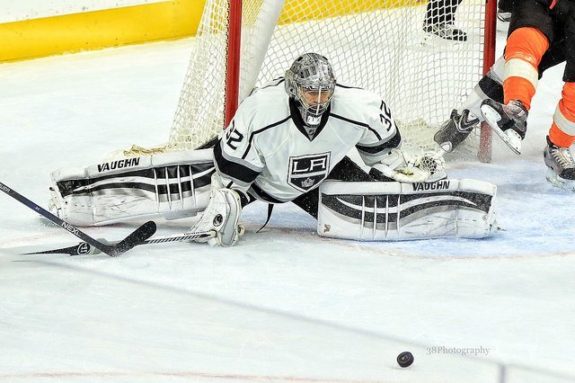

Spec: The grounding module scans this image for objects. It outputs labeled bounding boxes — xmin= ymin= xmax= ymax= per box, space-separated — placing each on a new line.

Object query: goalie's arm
xmin=212 ymin=109 xmax=266 ymax=204
xmin=351 ymin=96 xmax=435 ymax=183
xmin=192 ymin=112 xmax=266 ymax=247
xmin=354 ymin=96 xmax=401 ymax=166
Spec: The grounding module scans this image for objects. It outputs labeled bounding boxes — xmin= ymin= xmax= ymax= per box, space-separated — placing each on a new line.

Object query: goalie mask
xmin=285 ymin=53 xmax=336 ymax=126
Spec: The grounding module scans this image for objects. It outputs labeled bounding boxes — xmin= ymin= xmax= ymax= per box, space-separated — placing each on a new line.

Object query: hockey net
xmin=133 ymin=0 xmax=496 ymax=160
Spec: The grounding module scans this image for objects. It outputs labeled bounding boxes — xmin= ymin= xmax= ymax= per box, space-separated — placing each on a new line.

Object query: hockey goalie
xmin=49 ymin=53 xmax=497 ymax=246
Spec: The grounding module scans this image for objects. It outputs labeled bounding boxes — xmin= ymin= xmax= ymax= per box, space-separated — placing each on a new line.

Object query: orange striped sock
xmin=503 ymin=27 xmax=549 ymax=109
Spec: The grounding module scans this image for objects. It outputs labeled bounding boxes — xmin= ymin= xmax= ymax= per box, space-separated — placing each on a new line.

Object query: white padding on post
xmin=49 ymin=149 xmax=215 ymax=226
xmin=317 ymin=179 xmax=497 ymax=241
xmin=490 ymin=56 xmax=506 ymax=84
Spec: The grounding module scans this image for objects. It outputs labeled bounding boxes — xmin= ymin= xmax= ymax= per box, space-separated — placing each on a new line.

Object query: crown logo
xmin=301 ymin=177 xmax=315 ymax=188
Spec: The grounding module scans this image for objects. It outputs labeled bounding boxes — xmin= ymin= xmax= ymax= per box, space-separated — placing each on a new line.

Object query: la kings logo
xmin=288 ymin=153 xmax=331 ymax=192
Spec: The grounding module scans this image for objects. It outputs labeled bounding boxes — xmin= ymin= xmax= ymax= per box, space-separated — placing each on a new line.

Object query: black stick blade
xmin=25 ymin=242 xmax=100 ymax=256
xmin=108 ymin=221 xmax=157 ymax=256
xmin=24 ymin=221 xmax=157 ymax=257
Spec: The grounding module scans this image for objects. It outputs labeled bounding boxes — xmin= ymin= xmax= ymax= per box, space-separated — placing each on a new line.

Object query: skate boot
xmin=423 ymin=22 xmax=467 ymax=42
xmin=480 ymin=99 xmax=528 ymax=154
xmin=543 ymin=136 xmax=575 ymax=191
xmin=434 ymin=109 xmax=480 ymax=153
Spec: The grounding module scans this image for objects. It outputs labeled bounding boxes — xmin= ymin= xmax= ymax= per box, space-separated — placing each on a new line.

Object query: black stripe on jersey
xmin=249 ymin=183 xmax=285 ymax=204
xmin=215 ymin=140 xmax=262 ymax=183
xmin=330 ymin=113 xmax=383 ymax=141
xmin=356 ymin=128 xmax=401 ymax=154
xmin=241 ymin=116 xmax=292 ymax=159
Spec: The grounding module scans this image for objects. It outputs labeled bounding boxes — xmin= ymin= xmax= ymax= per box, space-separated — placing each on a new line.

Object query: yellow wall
xmin=279 ymin=0 xmax=424 ymax=23
xmin=0 ymin=0 xmax=424 ymax=63
xmin=0 ymin=0 xmax=205 ymax=62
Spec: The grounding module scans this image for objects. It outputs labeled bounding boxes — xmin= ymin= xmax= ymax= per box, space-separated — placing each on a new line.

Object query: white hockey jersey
xmin=214 ymin=80 xmax=401 ymax=203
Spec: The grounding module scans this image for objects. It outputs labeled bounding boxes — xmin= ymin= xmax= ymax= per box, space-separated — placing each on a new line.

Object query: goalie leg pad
xmin=49 ymin=149 xmax=215 ymax=226
xmin=317 ymin=179 xmax=497 ymax=241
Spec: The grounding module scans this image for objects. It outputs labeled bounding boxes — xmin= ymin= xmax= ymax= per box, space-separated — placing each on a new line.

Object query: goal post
xmin=480 ymin=0 xmax=497 ymax=163
xmin=224 ymin=0 xmax=242 ymax=128
xmin=148 ymin=0 xmax=497 ymax=161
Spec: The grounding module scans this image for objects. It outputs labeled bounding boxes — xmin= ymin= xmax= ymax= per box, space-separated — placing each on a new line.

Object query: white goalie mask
xmin=285 ymin=53 xmax=336 ymax=126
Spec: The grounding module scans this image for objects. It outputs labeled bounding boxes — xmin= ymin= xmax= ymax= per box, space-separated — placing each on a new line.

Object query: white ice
xmin=0 ymin=19 xmax=574 ymax=383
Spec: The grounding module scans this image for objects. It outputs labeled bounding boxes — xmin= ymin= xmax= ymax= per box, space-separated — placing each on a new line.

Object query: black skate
xmin=434 ymin=109 xmax=480 ymax=153
xmin=480 ymin=99 xmax=528 ymax=154
xmin=543 ymin=136 xmax=575 ymax=191
xmin=423 ymin=22 xmax=467 ymax=42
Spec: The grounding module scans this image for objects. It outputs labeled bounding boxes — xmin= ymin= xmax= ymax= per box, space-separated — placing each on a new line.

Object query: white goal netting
xmin=155 ymin=0 xmax=492 ymax=159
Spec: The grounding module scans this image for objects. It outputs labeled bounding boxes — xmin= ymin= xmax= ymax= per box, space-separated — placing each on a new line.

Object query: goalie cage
xmin=123 ymin=0 xmax=497 ymax=162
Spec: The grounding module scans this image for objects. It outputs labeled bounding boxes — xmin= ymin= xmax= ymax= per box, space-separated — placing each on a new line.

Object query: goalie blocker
xmin=317 ymin=179 xmax=497 ymax=241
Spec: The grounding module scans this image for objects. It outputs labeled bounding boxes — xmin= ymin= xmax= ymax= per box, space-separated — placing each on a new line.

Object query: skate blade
xmin=480 ymin=104 xmax=522 ymax=155
xmin=421 ymin=33 xmax=465 ymax=47
xmin=545 ymin=169 xmax=575 ymax=192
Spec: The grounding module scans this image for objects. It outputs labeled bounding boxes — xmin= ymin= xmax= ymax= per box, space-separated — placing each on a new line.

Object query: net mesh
xmin=161 ymin=0 xmax=488 ymax=159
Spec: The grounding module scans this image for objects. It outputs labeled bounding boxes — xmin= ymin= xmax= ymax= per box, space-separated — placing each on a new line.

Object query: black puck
xmin=397 ymin=351 xmax=414 ymax=368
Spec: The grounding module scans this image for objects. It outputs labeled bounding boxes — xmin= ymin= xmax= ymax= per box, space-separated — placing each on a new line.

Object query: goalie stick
xmin=25 ymin=230 xmax=216 ymax=256
xmin=0 ymin=181 xmax=157 ymax=257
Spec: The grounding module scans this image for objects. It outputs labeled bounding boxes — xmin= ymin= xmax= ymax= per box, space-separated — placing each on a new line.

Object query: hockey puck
xmin=397 ymin=351 xmax=414 ymax=368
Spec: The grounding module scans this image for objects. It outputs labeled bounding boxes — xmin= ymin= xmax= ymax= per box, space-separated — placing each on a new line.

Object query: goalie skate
xmin=543 ymin=136 xmax=575 ymax=192
xmin=480 ymin=99 xmax=527 ymax=155
xmin=434 ymin=109 xmax=480 ymax=153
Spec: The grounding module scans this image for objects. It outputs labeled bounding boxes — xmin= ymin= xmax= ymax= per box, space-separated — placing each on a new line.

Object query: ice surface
xmin=0 ymin=20 xmax=574 ymax=383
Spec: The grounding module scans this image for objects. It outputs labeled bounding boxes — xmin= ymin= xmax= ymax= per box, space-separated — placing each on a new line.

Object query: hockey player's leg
xmin=544 ymin=78 xmax=575 ymax=190
xmin=543 ymin=5 xmax=575 ymax=190
xmin=544 ymin=136 xmax=575 ymax=191
xmin=189 ymin=174 xmax=244 ymax=246
xmin=439 ymin=14 xmax=563 ymax=154
xmin=481 ymin=20 xmax=550 ymax=154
